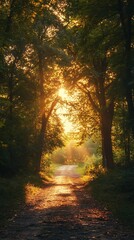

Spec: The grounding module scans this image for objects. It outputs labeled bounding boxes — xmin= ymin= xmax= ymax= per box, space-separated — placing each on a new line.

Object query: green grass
xmin=89 ymin=167 xmax=134 ymax=229
xmin=76 ymin=163 xmax=85 ymax=176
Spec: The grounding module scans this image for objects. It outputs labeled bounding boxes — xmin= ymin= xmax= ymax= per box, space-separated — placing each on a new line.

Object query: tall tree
xmin=118 ymin=0 xmax=134 ymax=135
xmin=0 ymin=0 xmax=67 ymax=174
xmin=65 ymin=0 xmax=134 ymax=168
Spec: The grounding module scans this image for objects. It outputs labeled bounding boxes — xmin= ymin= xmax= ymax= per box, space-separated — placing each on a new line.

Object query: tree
xmin=117 ymin=0 xmax=134 ymax=135
xmin=0 ymin=0 xmax=67 ymax=175
xmin=64 ymin=0 xmax=134 ymax=168
xmin=0 ymin=1 xmax=38 ymax=174
xmin=113 ymin=101 xmax=134 ymax=165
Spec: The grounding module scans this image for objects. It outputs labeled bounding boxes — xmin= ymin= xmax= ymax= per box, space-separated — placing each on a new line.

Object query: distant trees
xmin=52 ymin=140 xmax=97 ymax=165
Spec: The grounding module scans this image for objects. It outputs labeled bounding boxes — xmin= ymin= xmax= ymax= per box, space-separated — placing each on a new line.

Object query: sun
xmin=58 ymin=87 xmax=68 ymax=100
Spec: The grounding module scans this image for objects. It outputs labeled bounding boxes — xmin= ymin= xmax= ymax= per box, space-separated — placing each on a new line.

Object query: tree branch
xmin=76 ymin=83 xmax=100 ymax=113
xmin=46 ymin=96 xmax=59 ymax=122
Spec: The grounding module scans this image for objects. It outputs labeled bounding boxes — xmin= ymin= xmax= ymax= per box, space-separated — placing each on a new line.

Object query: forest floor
xmin=0 ymin=165 xmax=134 ymax=240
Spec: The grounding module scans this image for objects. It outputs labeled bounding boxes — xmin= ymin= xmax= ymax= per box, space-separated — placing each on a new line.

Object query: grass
xmin=0 ymin=171 xmax=51 ymax=228
xmin=0 ymin=175 xmax=26 ymax=227
xmin=76 ymin=163 xmax=85 ymax=176
xmin=88 ymin=167 xmax=134 ymax=229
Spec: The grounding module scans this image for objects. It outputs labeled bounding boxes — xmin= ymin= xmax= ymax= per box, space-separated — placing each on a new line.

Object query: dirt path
xmin=0 ymin=166 xmax=134 ymax=240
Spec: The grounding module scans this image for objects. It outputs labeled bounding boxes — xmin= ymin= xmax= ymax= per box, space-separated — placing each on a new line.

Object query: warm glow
xmin=58 ymin=87 xmax=68 ymax=100
xmin=63 ymin=119 xmax=74 ymax=133
xmin=57 ymin=87 xmax=76 ymax=134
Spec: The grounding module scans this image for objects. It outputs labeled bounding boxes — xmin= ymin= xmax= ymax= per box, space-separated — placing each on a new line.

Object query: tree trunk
xmin=118 ymin=0 xmax=134 ymax=135
xmin=8 ymin=73 xmax=14 ymax=165
xmin=87 ymin=57 xmax=115 ymax=169
xmin=125 ymin=63 xmax=134 ymax=136
xmin=35 ymin=50 xmax=59 ymax=173
xmin=35 ymin=113 xmax=47 ymax=173
xmin=124 ymin=134 xmax=130 ymax=165
xmin=35 ymin=50 xmax=45 ymax=173
xmin=122 ymin=103 xmax=131 ymax=164
xmin=101 ymin=114 xmax=114 ymax=169
xmin=97 ymin=61 xmax=114 ymax=169
xmin=125 ymin=8 xmax=134 ymax=135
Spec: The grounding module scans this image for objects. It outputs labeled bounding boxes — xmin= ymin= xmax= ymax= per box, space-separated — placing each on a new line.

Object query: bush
xmin=89 ymin=167 xmax=134 ymax=229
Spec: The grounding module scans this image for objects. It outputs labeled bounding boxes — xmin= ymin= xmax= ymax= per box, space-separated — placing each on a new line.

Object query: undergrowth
xmin=88 ymin=167 xmax=134 ymax=229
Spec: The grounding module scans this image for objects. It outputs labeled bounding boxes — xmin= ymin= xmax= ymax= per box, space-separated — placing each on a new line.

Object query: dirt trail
xmin=0 ymin=166 xmax=134 ymax=240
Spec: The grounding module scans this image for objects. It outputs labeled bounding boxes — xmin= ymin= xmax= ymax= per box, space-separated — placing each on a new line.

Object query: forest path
xmin=0 ymin=165 xmax=134 ymax=240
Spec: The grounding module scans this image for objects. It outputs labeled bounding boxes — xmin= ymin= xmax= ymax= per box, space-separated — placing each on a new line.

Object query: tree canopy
xmin=0 ymin=0 xmax=134 ymax=175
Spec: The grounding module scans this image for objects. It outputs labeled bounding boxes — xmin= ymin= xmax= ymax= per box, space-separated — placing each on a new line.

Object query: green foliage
xmin=66 ymin=0 xmax=134 ymax=168
xmin=89 ymin=168 xmax=134 ymax=229
xmin=84 ymin=154 xmax=102 ymax=175
xmin=0 ymin=0 xmax=134 ymax=176
xmin=51 ymin=139 xmax=97 ymax=165
xmin=76 ymin=162 xmax=85 ymax=176
xmin=113 ymin=102 xmax=134 ymax=164
xmin=0 ymin=0 xmax=69 ymax=175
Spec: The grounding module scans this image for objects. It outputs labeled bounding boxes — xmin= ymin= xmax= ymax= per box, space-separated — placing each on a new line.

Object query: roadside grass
xmin=49 ymin=163 xmax=61 ymax=175
xmin=0 ymin=175 xmax=26 ymax=227
xmin=76 ymin=163 xmax=85 ymax=176
xmin=88 ymin=167 xmax=134 ymax=229
xmin=0 ymin=172 xmax=51 ymax=228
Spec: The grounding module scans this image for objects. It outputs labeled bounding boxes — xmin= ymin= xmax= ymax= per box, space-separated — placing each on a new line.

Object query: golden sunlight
xmin=63 ymin=119 xmax=74 ymax=134
xmin=57 ymin=87 xmax=75 ymax=133
xmin=58 ymin=87 xmax=68 ymax=100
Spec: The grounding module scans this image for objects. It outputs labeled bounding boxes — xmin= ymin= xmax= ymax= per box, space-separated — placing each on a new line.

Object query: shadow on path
xmin=0 ymin=166 xmax=134 ymax=240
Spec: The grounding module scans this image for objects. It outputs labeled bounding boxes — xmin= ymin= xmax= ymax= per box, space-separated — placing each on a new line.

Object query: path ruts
xmin=0 ymin=166 xmax=134 ymax=240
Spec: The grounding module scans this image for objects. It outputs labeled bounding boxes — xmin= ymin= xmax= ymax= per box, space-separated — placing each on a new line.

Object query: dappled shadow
xmin=1 ymin=175 xmax=134 ymax=240
xmin=0 ymin=172 xmax=53 ymax=229
xmin=57 ymin=193 xmax=71 ymax=197
xmin=26 ymin=173 xmax=53 ymax=188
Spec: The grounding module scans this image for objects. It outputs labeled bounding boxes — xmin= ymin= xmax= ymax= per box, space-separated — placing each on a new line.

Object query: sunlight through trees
xmin=0 ymin=0 xmax=134 ymax=176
